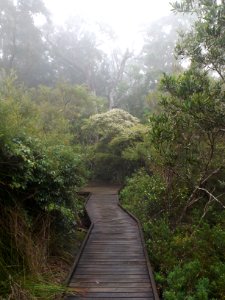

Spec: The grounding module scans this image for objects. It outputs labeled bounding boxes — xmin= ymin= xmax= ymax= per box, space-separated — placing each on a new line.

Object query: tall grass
xmin=0 ymin=205 xmax=69 ymax=299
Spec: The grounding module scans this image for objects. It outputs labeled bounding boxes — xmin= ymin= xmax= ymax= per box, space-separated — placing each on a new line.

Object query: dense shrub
xmin=0 ymin=76 xmax=90 ymax=298
xmin=120 ymin=69 xmax=225 ymax=299
xmin=81 ymin=108 xmax=146 ymax=182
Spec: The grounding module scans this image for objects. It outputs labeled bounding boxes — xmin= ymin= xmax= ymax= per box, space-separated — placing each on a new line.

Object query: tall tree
xmin=48 ymin=19 xmax=133 ymax=109
xmin=106 ymin=48 xmax=132 ymax=108
xmin=115 ymin=14 xmax=194 ymax=118
xmin=142 ymin=14 xmax=193 ymax=86
xmin=172 ymin=0 xmax=225 ymax=80
xmin=48 ymin=17 xmax=105 ymax=92
xmin=0 ymin=0 xmax=51 ymax=86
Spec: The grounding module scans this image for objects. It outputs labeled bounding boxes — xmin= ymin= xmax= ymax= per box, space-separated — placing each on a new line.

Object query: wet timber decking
xmin=66 ymin=185 xmax=158 ymax=300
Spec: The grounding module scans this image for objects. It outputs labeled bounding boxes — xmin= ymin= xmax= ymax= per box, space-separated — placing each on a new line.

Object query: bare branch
xmin=197 ymin=187 xmax=225 ymax=209
xmin=201 ymin=167 xmax=222 ymax=185
xmin=179 ymin=167 xmax=222 ymax=223
xmin=200 ymin=197 xmax=213 ymax=221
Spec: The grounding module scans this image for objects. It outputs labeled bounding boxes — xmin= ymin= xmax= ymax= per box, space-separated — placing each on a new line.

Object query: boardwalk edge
xmin=118 ymin=197 xmax=160 ymax=300
xmin=64 ymin=193 xmax=94 ymax=287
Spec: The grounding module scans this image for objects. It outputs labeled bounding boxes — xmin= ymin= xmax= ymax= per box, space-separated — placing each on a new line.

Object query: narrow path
xmin=66 ymin=185 xmax=158 ymax=299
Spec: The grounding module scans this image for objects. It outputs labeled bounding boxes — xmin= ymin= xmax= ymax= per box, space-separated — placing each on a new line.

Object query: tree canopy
xmin=173 ymin=0 xmax=225 ymax=80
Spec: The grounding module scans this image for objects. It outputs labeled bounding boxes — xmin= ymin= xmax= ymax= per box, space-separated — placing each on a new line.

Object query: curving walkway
xmin=66 ymin=185 xmax=158 ymax=300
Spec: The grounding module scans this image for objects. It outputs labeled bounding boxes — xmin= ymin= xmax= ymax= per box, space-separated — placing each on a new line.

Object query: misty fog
xmin=1 ymin=1 xmax=224 ymax=299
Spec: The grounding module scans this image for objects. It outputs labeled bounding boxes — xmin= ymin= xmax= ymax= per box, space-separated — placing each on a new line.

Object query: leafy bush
xmin=82 ymin=109 xmax=145 ymax=182
xmin=120 ymin=169 xmax=166 ymax=222
xmin=120 ymin=69 xmax=225 ymax=299
xmin=0 ymin=76 xmax=89 ymax=298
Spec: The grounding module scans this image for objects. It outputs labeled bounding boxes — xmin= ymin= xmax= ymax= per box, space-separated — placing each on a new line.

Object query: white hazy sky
xmin=44 ymin=0 xmax=172 ymax=50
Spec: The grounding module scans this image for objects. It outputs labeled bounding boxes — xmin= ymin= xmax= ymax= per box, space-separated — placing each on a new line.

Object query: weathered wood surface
xmin=66 ymin=184 xmax=158 ymax=299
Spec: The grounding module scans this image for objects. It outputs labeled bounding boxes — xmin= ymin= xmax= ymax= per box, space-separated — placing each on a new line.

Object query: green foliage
xmin=23 ymin=280 xmax=67 ymax=299
xmin=1 ymin=1 xmax=225 ymax=299
xmin=172 ymin=0 xmax=225 ymax=80
xmin=122 ymin=176 xmax=225 ymax=298
xmin=0 ymin=0 xmax=51 ymax=86
xmin=0 ymin=76 xmax=89 ymax=298
xmin=164 ymin=264 xmax=210 ymax=300
xmin=82 ymin=109 xmax=145 ymax=182
xmin=120 ymin=170 xmax=166 ymax=223
xmin=120 ymin=68 xmax=225 ymax=298
xmin=82 ymin=108 xmax=140 ymax=141
xmin=31 ymin=82 xmax=106 ymax=120
xmin=150 ymin=222 xmax=225 ymax=299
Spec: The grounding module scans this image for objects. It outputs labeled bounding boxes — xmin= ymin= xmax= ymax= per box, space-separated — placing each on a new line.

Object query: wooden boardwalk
xmin=66 ymin=185 xmax=158 ymax=299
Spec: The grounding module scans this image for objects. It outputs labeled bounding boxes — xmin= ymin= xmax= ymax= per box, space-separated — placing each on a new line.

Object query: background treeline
xmin=0 ymin=0 xmax=225 ymax=299
xmin=0 ymin=0 xmax=192 ymax=113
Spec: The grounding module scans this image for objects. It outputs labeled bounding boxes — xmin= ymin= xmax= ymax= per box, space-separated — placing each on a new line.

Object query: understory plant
xmin=0 ymin=76 xmax=89 ymax=299
xmin=120 ymin=68 xmax=225 ymax=299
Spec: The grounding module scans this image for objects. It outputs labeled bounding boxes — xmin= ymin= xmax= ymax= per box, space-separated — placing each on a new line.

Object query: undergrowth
xmin=0 ymin=204 xmax=86 ymax=300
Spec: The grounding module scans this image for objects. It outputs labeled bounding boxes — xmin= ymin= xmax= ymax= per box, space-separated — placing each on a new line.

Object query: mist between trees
xmin=0 ymin=0 xmax=225 ymax=299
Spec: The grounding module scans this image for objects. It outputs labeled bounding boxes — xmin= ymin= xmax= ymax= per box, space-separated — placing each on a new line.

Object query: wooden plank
xmin=79 ymin=260 xmax=146 ymax=264
xmin=79 ymin=260 xmax=146 ymax=267
xmin=70 ymin=282 xmax=151 ymax=288
xmin=84 ymin=245 xmax=142 ymax=248
xmin=75 ymin=270 xmax=148 ymax=275
xmin=76 ymin=265 xmax=147 ymax=270
xmin=70 ymin=274 xmax=150 ymax=282
xmin=66 ymin=186 xmax=158 ymax=300
xmin=87 ymin=238 xmax=141 ymax=241
xmin=80 ymin=254 xmax=145 ymax=259
xmin=75 ymin=268 xmax=148 ymax=274
xmin=85 ymin=241 xmax=140 ymax=244
xmin=83 ymin=249 xmax=143 ymax=252
xmin=83 ymin=247 xmax=143 ymax=250
xmin=67 ymin=297 xmax=153 ymax=300
xmin=67 ymin=292 xmax=154 ymax=298
xmin=69 ymin=287 xmax=152 ymax=293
